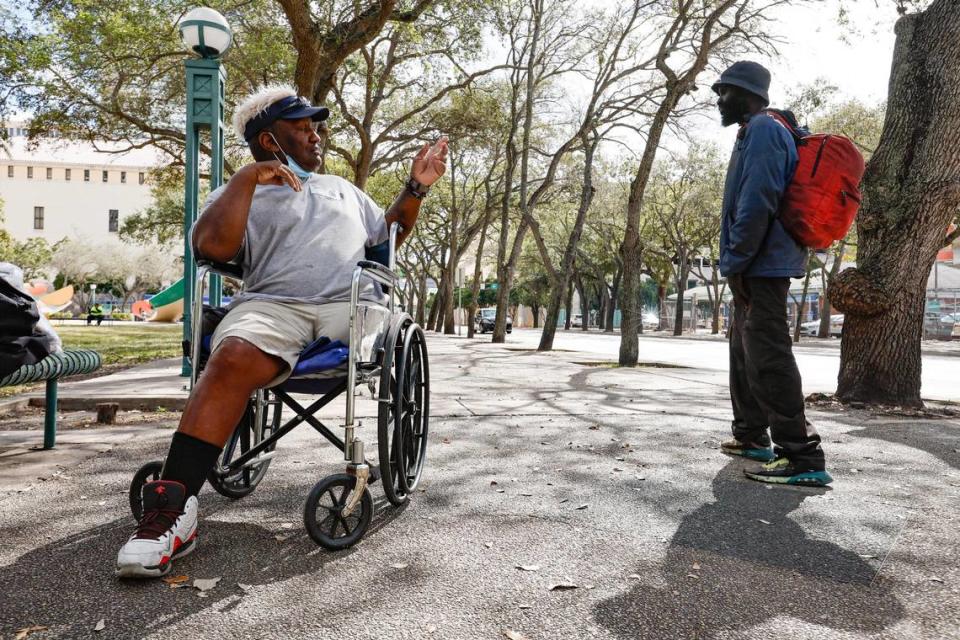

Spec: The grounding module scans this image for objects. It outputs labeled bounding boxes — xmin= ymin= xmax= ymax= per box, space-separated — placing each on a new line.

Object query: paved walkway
xmin=0 ymin=334 xmax=958 ymax=639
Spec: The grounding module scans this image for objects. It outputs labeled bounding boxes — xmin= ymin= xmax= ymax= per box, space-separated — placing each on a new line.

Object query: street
xmin=507 ymin=328 xmax=960 ymax=403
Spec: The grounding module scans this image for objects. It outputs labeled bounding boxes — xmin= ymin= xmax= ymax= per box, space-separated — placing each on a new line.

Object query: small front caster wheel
xmin=303 ymin=474 xmax=373 ymax=551
xmin=129 ymin=460 xmax=164 ymax=522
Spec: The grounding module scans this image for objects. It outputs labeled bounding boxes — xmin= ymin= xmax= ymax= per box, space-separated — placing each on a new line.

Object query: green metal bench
xmin=0 ymin=350 xmax=102 ymax=449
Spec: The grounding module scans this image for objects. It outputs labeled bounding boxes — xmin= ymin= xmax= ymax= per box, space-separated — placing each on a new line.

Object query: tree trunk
xmin=672 ymin=257 xmax=688 ymax=336
xmin=819 ymin=241 xmax=847 ymax=338
xmin=538 ymin=133 xmax=598 ymax=351
xmin=564 ymin=280 xmax=574 ymax=331
xmin=832 ymin=0 xmax=960 ymax=407
xmin=605 ymin=267 xmax=621 ymax=333
xmin=428 ymin=287 xmax=443 ymax=332
xmin=416 ymin=270 xmax=427 ymax=326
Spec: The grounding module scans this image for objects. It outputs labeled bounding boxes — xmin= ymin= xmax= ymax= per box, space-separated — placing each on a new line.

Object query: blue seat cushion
xmin=200 ymin=334 xmax=349 ymax=377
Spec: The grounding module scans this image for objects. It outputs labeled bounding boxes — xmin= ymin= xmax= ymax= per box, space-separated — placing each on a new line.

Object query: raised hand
xmin=246 ymin=160 xmax=302 ymax=192
xmin=410 ymin=136 xmax=449 ymax=187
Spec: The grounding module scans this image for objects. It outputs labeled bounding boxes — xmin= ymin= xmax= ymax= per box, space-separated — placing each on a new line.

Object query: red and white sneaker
xmin=116 ymin=480 xmax=198 ymax=578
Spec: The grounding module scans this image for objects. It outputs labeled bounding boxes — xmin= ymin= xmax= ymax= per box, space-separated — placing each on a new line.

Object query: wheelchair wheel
xmin=378 ymin=319 xmax=408 ymax=506
xmin=303 ymin=474 xmax=373 ymax=551
xmin=395 ymin=323 xmax=430 ymax=494
xmin=208 ymin=390 xmax=281 ymax=499
xmin=129 ymin=460 xmax=163 ymax=522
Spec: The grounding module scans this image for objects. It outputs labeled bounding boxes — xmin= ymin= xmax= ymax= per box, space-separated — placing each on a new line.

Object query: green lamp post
xmin=177 ymin=7 xmax=232 ymax=377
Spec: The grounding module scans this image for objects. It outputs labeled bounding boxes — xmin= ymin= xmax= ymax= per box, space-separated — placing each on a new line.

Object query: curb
xmin=24 ymin=396 xmax=188 ymax=412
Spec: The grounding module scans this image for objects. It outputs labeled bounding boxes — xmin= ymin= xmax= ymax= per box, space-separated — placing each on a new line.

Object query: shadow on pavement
xmin=0 ymin=499 xmax=406 ymax=638
xmin=846 ymin=420 xmax=960 ymax=471
xmin=593 ymin=459 xmax=905 ymax=639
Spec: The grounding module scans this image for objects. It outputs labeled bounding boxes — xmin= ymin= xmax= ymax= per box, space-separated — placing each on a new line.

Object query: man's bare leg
xmin=159 ymin=337 xmax=286 ymax=497
xmin=178 ymin=337 xmax=286 ymax=446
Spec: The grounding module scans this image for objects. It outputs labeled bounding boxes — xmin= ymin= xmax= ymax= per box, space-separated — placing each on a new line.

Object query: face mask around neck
xmin=268 ymin=133 xmax=313 ymax=182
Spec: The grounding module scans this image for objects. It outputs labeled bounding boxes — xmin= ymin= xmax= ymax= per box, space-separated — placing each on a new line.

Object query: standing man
xmin=116 ymin=85 xmax=448 ymax=578
xmin=712 ymin=61 xmax=832 ymax=486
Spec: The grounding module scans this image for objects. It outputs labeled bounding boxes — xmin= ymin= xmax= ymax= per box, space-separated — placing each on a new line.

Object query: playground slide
xmin=143 ymin=278 xmax=185 ymax=323
xmin=36 ymin=285 xmax=75 ymax=315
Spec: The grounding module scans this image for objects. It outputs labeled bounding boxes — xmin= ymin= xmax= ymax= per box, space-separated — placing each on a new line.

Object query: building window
xmin=33 ymin=206 xmax=44 ymax=230
xmin=138 ymin=172 xmax=145 ymax=185
xmin=46 ymin=167 xmax=52 ymax=180
xmin=6 ymin=166 xmax=12 ymax=178
xmin=84 ymin=169 xmax=90 ymax=182
xmin=108 ymin=209 xmax=119 ymax=233
xmin=27 ymin=166 xmax=33 ymax=179
xmin=121 ymin=171 xmax=126 ymax=184
xmin=65 ymin=168 xmax=71 ymax=181
xmin=102 ymin=170 xmax=108 ymax=183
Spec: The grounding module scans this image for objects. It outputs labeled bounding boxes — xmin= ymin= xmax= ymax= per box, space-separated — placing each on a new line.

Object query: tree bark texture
xmin=832 ymin=1 xmax=960 ymax=407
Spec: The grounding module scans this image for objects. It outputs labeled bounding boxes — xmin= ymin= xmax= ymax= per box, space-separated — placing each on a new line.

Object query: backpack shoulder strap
xmin=761 ymin=108 xmax=802 ymax=143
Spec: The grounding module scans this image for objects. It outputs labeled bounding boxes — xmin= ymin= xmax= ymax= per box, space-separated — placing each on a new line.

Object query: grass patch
xmin=1 ymin=324 xmax=183 ymax=398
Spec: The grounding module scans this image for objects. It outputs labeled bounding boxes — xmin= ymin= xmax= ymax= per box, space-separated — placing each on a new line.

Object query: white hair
xmin=232 ymin=84 xmax=297 ymax=141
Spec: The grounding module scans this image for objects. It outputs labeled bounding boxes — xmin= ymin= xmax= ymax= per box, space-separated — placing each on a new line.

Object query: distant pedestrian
xmin=86 ymin=303 xmax=104 ymax=326
xmin=712 ymin=61 xmax=831 ymax=486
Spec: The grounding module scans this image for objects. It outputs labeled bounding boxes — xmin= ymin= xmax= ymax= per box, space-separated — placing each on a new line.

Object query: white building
xmin=0 ymin=122 xmax=160 ymax=245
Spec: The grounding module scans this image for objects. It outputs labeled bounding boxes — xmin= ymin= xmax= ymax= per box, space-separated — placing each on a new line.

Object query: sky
xmin=580 ymin=0 xmax=903 ymax=159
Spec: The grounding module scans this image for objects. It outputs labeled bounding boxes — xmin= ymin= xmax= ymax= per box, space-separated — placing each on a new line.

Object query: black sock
xmin=160 ymin=432 xmax=223 ymax=498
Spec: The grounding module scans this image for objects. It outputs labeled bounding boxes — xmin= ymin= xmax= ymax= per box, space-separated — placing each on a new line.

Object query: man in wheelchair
xmin=116 ymin=85 xmax=447 ymax=578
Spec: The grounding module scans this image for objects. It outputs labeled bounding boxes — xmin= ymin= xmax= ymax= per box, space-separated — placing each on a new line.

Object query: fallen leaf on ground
xmin=503 ymin=629 xmax=529 ymax=640
xmin=520 ymin=492 xmax=533 ymax=497
xmin=931 ymin=577 xmax=945 ymax=583
xmin=613 ymin=468 xmax=623 ymax=472
xmin=484 ymin=542 xmax=493 ymax=549
xmin=585 ymin=584 xmax=596 ymax=589
xmin=280 ymin=522 xmax=294 ymax=529
xmin=686 ymin=573 xmax=699 ymax=579
xmin=519 ymin=604 xmax=532 ymax=609
xmin=238 ymin=583 xmax=253 ymax=592
xmin=757 ymin=519 xmax=772 ymax=525
xmin=575 ymin=504 xmax=589 ymax=510
xmin=549 ymin=582 xmax=578 ymax=591
xmin=162 ymin=575 xmax=190 ymax=588
xmin=94 ymin=619 xmax=106 ymax=632
xmin=559 ymin=498 xmax=569 ymax=504
xmin=858 ymin=555 xmax=876 ymax=560
xmin=496 ymin=489 xmax=505 ymax=494
xmin=193 ymin=577 xmax=221 ymax=592
xmin=628 ymin=574 xmax=641 ymax=581
xmin=15 ymin=626 xmax=48 ymax=639
xmin=391 ymin=563 xmax=409 ymax=569
xmin=692 ymin=563 xmax=701 ymax=570
xmin=516 ymin=564 xmax=541 ymax=572
xmin=490 ymin=481 xmax=498 ymax=486
xmin=442 ymin=438 xmax=451 ymax=444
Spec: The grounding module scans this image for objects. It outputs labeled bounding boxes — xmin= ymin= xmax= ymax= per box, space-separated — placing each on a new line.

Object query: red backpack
xmin=763 ymin=110 xmax=866 ymax=250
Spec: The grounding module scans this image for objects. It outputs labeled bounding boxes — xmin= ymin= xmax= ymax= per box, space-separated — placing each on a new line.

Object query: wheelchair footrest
xmin=241 ymin=452 xmax=276 ymax=469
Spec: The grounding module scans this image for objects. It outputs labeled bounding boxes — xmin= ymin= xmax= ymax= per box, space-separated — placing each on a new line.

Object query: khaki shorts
xmin=211 ymin=299 xmax=352 ymax=388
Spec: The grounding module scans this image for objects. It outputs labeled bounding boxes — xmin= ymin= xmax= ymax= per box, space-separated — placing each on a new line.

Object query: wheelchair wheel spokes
xmin=208 ymin=390 xmax=279 ymax=499
xmin=396 ymin=324 xmax=429 ymax=494
xmin=379 ymin=321 xmax=410 ymax=506
xmin=304 ymin=474 xmax=372 ymax=550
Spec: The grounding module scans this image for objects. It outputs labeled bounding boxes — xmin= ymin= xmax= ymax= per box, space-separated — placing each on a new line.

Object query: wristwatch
xmin=405 ymin=177 xmax=430 ymax=199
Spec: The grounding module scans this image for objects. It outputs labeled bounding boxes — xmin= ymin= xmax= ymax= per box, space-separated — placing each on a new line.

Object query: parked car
xmin=475 ymin=307 xmax=512 ymax=333
xmin=800 ymin=314 xmax=844 ymax=337
xmin=642 ymin=311 xmax=659 ymax=330
xmin=572 ymin=313 xmax=584 ymax=328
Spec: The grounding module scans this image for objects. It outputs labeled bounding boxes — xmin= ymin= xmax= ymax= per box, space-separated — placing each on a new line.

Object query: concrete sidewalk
xmin=1 ymin=333 xmax=958 ymax=639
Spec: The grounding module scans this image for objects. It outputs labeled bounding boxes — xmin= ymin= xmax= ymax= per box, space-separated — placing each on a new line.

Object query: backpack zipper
xmin=810 ymin=135 xmax=831 ymax=178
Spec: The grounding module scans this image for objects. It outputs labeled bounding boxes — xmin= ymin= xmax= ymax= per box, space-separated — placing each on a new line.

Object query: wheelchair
xmin=128 ymin=223 xmax=430 ymax=550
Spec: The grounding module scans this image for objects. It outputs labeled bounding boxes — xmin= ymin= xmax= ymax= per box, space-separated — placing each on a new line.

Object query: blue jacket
xmin=719 ymin=113 xmax=806 ymax=278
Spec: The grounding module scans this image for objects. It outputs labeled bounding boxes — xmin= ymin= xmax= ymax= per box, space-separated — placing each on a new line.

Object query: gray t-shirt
xmin=197 ymin=174 xmax=389 ymax=305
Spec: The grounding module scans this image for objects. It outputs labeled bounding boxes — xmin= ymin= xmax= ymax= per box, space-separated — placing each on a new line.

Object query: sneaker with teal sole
xmin=744 ymin=457 xmax=833 ymax=486
xmin=720 ymin=438 xmax=776 ymax=462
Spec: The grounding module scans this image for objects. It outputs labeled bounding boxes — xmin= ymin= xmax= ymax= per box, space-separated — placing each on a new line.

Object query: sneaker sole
xmin=744 ymin=470 xmax=833 ymax=487
xmin=116 ymin=536 xmax=197 ymax=579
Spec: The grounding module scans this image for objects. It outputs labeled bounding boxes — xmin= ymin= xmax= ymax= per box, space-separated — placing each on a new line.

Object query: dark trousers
xmin=729 ymin=277 xmax=825 ymax=470
xmin=86 ymin=314 xmax=103 ymax=326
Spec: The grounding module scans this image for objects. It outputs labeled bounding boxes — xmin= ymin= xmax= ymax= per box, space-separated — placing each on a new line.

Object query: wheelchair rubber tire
xmin=208 ymin=391 xmax=279 ymax=500
xmin=303 ymin=474 xmax=373 ymax=551
xmin=395 ymin=323 xmax=430 ymax=495
xmin=378 ymin=317 xmax=410 ymax=506
xmin=129 ymin=460 xmax=164 ymax=522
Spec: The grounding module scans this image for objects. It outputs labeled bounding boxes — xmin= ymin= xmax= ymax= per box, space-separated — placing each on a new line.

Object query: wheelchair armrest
xmin=197 ymin=259 xmax=243 ymax=279
xmin=356 ymin=260 xmax=398 ymax=286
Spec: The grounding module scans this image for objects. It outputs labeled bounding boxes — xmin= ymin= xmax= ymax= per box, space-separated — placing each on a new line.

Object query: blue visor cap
xmin=243 ymin=95 xmax=330 ymax=141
